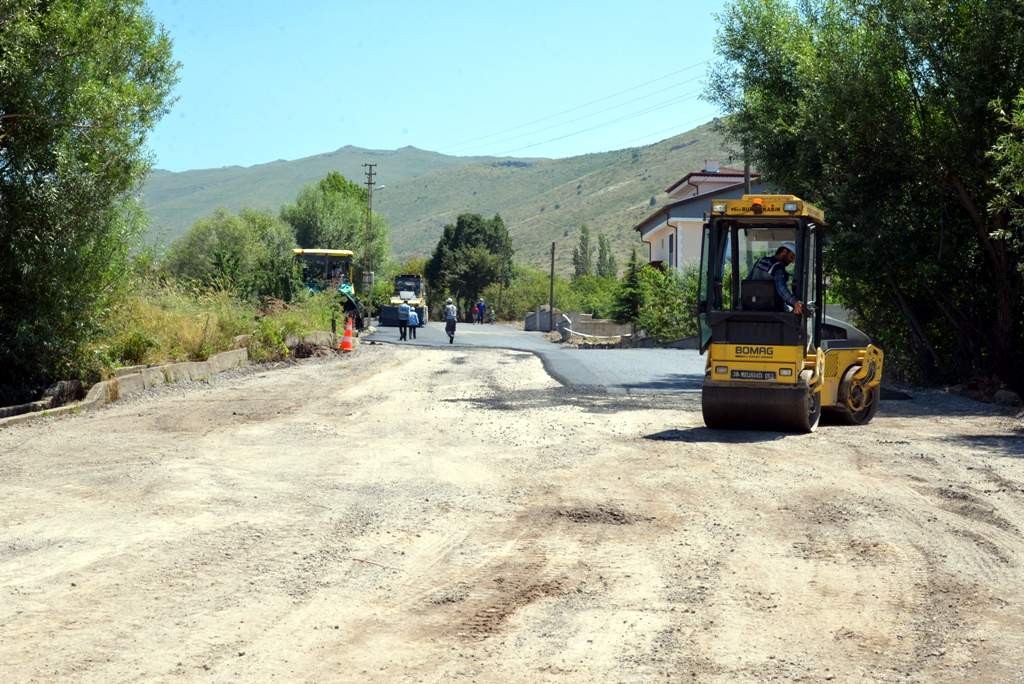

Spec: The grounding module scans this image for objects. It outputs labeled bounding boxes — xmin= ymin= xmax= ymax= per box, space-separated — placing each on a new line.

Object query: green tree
xmin=636 ymin=266 xmax=699 ymax=343
xmin=708 ymin=0 xmax=1024 ymax=390
xmin=596 ymin=233 xmax=618 ymax=278
xmin=481 ymin=264 xmax=580 ymax=321
xmin=425 ymin=213 xmax=514 ymax=310
xmin=566 ymin=274 xmax=620 ymax=319
xmin=612 ymin=249 xmax=644 ymax=336
xmin=165 ymin=209 xmax=299 ymax=300
xmin=0 ymin=0 xmax=178 ymax=402
xmin=281 ymin=171 xmax=388 ymax=276
xmin=988 ymin=89 xmax=1024 ymax=281
xmin=571 ymin=224 xmax=594 ymax=278
xmin=397 ymin=256 xmax=428 ymax=276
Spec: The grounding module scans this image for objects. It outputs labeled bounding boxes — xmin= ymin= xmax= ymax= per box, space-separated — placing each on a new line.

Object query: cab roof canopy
xmin=710 ymin=194 xmax=825 ymax=224
xmin=292 ymin=248 xmax=354 ymax=257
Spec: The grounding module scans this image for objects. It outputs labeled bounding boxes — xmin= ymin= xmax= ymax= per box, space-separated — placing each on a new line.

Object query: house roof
xmin=664 ymin=166 xmax=754 ymax=194
xmin=634 ymin=179 xmax=756 ymax=234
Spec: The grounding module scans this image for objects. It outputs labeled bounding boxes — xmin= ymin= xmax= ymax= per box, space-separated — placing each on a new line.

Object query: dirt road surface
xmin=1 ymin=344 xmax=1023 ymax=682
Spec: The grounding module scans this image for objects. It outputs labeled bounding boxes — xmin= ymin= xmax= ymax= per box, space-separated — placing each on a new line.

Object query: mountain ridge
xmin=141 ymin=120 xmax=733 ymax=271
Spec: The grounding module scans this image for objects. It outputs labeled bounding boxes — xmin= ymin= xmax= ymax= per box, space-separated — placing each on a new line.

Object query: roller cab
xmin=293 ymin=248 xmax=365 ymax=330
xmin=696 ymin=195 xmax=883 ymax=432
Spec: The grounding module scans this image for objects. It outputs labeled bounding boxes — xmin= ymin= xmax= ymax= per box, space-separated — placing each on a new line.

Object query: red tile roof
xmin=664 ymin=166 xmax=757 ymax=194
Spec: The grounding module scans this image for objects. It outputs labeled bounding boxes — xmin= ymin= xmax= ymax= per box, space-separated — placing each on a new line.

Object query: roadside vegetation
xmin=0 ymin=2 xmax=390 ymax=404
xmin=0 ymin=0 xmax=177 ymax=405
xmin=102 ymin=167 xmax=390 ymax=381
xmin=709 ymin=0 xmax=1024 ymax=392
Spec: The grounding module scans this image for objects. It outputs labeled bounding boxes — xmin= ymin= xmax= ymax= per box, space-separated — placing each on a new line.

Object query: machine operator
xmin=748 ymin=241 xmax=804 ymax=315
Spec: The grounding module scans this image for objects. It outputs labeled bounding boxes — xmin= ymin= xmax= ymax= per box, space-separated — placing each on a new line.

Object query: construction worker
xmin=397 ymin=299 xmax=411 ymax=340
xmin=407 ymin=305 xmax=419 ymax=340
xmin=444 ymin=297 xmax=457 ymax=344
xmin=748 ymin=241 xmax=804 ymax=315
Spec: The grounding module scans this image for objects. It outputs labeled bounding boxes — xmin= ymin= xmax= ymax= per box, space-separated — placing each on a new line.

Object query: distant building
xmin=633 ymin=160 xmax=768 ymax=271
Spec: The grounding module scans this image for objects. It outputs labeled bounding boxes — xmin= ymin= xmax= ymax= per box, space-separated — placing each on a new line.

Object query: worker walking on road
xmin=748 ymin=242 xmax=804 ymax=315
xmin=407 ymin=306 xmax=419 ymax=340
xmin=397 ymin=299 xmax=411 ymax=341
xmin=444 ymin=297 xmax=458 ymax=344
xmin=476 ymin=299 xmax=486 ymax=324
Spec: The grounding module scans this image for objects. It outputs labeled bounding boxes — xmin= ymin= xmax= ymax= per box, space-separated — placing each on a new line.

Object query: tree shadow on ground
xmin=876 ymin=388 xmax=1021 ymax=419
xmin=643 ymin=427 xmax=788 ymax=444
xmin=943 ymin=433 xmax=1024 ymax=459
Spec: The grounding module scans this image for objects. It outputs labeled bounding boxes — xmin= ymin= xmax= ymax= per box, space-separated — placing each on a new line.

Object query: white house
xmin=634 ymin=161 xmax=767 ymax=271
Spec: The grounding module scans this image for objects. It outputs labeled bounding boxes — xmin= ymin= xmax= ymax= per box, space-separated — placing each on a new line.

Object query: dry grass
xmin=93 ymin=281 xmax=339 ymax=373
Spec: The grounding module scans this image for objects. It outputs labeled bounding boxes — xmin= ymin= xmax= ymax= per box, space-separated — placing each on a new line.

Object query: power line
xmin=450 ymin=74 xmax=705 ymax=152
xmin=441 ymin=59 xmax=708 ymax=151
xmin=613 ymin=112 xmax=718 ymax=147
xmin=497 ymin=89 xmax=705 ymax=155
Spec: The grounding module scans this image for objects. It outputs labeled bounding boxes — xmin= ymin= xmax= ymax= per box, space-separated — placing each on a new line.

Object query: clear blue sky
xmin=146 ymin=0 xmax=730 ymax=171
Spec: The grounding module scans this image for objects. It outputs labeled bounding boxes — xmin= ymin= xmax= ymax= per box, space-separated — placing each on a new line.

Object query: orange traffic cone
xmin=339 ymin=315 xmax=354 ymax=353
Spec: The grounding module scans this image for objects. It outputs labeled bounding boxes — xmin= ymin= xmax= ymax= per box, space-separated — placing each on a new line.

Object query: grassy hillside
xmin=142 ymin=145 xmax=512 ymax=246
xmin=142 ymin=121 xmax=733 ymax=272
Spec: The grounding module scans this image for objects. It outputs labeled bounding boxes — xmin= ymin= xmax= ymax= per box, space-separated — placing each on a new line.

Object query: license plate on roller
xmin=731 ymin=370 xmax=776 ymax=380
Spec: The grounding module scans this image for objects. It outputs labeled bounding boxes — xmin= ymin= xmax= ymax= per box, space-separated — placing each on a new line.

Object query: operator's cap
xmin=779 ymin=241 xmax=797 ymax=254
xmin=446 ymin=297 xmax=453 ymax=303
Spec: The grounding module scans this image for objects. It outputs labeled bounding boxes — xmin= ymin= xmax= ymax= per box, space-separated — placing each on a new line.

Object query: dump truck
xmin=696 ymin=195 xmax=884 ymax=432
xmin=377 ymin=274 xmax=427 ymax=327
xmin=292 ymin=248 xmax=366 ymax=329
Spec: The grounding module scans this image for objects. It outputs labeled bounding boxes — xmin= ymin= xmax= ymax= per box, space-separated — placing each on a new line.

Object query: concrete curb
xmin=0 ymin=348 xmax=249 ymax=430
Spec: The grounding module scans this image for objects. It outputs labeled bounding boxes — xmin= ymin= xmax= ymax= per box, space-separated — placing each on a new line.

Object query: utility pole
xmin=743 ymin=142 xmax=752 ymax=194
xmin=362 ymin=162 xmax=377 ymax=321
xmin=548 ymin=241 xmax=556 ymax=333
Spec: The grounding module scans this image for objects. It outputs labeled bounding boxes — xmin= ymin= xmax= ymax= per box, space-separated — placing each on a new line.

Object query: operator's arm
xmin=772 ymin=267 xmax=797 ymax=307
xmin=770 ymin=266 xmax=803 ymax=316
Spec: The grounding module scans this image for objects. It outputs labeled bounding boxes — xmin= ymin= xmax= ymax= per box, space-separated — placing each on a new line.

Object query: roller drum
xmin=702 ymin=382 xmax=821 ymax=433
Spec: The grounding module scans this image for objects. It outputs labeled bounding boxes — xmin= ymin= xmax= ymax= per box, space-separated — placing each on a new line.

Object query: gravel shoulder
xmin=1 ymin=344 xmax=1022 ymax=682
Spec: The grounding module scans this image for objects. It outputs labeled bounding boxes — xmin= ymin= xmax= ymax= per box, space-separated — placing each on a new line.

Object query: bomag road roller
xmin=696 ymin=195 xmax=884 ymax=432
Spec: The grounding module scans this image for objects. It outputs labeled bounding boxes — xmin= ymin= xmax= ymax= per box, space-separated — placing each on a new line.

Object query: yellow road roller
xmin=696 ymin=195 xmax=883 ymax=432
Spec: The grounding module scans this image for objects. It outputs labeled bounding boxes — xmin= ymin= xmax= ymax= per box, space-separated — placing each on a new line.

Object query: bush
xmin=111 ymin=331 xmax=158 ymax=366
xmin=636 ymin=266 xmax=699 ymax=343
xmin=480 ymin=265 xmax=565 ymax=320
xmin=479 ymin=266 xmax=621 ymax=321
xmin=164 ymin=209 xmax=300 ymax=301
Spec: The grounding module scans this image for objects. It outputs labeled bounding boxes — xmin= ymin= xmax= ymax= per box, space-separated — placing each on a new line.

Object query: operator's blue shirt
xmin=408 ymin=310 xmax=419 ymax=326
xmin=749 ymin=256 xmax=798 ymax=307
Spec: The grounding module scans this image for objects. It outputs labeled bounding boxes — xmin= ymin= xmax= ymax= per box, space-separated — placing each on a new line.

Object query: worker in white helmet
xmin=748 ymin=241 xmax=803 ymax=315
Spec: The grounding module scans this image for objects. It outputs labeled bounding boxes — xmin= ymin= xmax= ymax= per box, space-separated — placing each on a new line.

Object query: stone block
xmin=141 ymin=367 xmax=166 ymax=389
xmin=208 ymin=349 xmax=247 ymax=373
xmin=302 ymin=331 xmax=335 ymax=348
xmin=115 ymin=373 xmax=146 ymax=398
xmin=162 ymin=362 xmax=193 ymax=384
xmin=114 ymin=365 xmax=146 ymax=377
xmin=187 ymin=361 xmax=212 ymax=381
xmin=85 ymin=380 xmax=113 ymax=405
xmin=232 ymin=334 xmax=251 ymax=349
xmin=43 ymin=380 xmax=83 ymax=407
